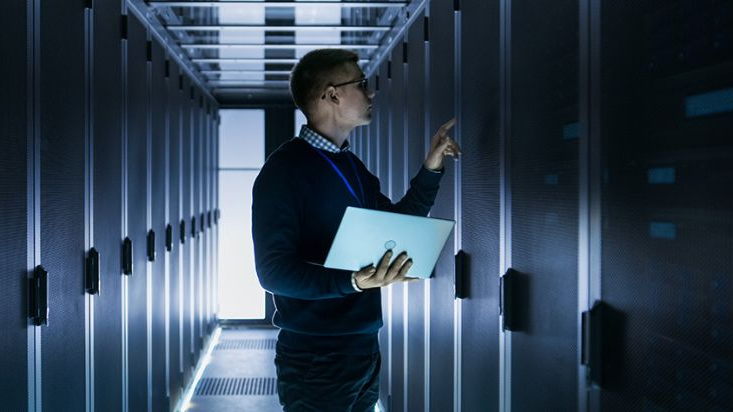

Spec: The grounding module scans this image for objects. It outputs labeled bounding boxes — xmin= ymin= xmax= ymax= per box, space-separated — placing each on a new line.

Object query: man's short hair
xmin=290 ymin=49 xmax=359 ymax=116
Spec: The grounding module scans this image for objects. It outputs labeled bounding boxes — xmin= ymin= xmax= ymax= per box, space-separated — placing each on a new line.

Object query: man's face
xmin=329 ymin=62 xmax=374 ymax=127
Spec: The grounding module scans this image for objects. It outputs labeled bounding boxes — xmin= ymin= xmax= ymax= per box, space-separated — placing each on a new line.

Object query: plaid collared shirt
xmin=298 ymin=125 xmax=351 ymax=153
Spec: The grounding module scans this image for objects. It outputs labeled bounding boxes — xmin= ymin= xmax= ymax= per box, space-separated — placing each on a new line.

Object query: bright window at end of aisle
xmin=218 ymin=109 xmax=266 ymax=320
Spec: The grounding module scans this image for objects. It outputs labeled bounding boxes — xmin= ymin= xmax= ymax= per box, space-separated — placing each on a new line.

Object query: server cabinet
xmin=192 ymin=91 xmax=203 ymax=361
xmin=168 ymin=62 xmax=183 ymax=405
xmin=388 ymin=38 xmax=407 ymax=412
xmin=39 ymin=1 xmax=87 ymax=409
xmin=0 ymin=2 xmax=29 ymax=409
xmin=509 ymin=0 xmax=580 ymax=409
xmin=405 ymin=15 xmax=427 ymax=412
xmin=377 ymin=58 xmax=392 ymax=410
xmin=180 ymin=76 xmax=193 ymax=383
xmin=458 ymin=0 xmax=502 ymax=410
xmin=92 ymin=1 xmax=124 ymax=410
xmin=598 ymin=1 xmax=733 ymax=410
xmin=126 ymin=15 xmax=150 ymax=411
xmin=150 ymin=39 xmax=168 ymax=412
xmin=427 ymin=0 xmax=456 ymax=410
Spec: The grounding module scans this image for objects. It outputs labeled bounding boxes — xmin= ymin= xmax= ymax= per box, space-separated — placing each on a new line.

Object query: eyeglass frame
xmin=321 ymin=77 xmax=369 ymax=99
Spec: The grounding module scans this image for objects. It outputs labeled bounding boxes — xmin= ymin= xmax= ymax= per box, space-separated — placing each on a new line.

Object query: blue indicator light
xmin=563 ymin=122 xmax=579 ymax=140
xmin=685 ymin=88 xmax=733 ymax=117
xmin=650 ymin=222 xmax=677 ymax=240
xmin=648 ymin=167 xmax=676 ymax=184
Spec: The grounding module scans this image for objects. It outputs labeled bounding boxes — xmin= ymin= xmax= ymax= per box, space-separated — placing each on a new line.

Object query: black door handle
xmin=122 ymin=237 xmax=133 ymax=275
xmin=166 ymin=224 xmax=173 ymax=252
xmin=86 ymin=247 xmax=100 ymax=295
xmin=147 ymin=229 xmax=156 ymax=262
xmin=29 ymin=265 xmax=49 ymax=326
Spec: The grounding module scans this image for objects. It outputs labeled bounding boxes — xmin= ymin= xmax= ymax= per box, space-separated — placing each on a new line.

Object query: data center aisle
xmin=187 ymin=326 xmax=281 ymax=411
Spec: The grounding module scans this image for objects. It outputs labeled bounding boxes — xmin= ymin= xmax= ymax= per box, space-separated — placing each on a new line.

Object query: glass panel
xmin=218 ymin=171 xmax=265 ymax=319
xmin=219 ymin=109 xmax=265 ymax=168
xmin=294 ymin=108 xmax=307 ymax=133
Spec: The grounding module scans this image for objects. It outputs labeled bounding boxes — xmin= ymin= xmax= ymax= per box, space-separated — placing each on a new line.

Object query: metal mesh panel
xmin=39 ymin=3 xmax=86 ymax=408
xmin=180 ymin=75 xmax=193 ymax=380
xmin=389 ymin=38 xmax=407 ymax=412
xmin=0 ymin=2 xmax=29 ymax=407
xmin=194 ymin=377 xmax=277 ymax=396
xmin=377 ymin=60 xmax=391 ymax=409
xmin=92 ymin=0 xmax=124 ymax=409
xmin=150 ymin=38 xmax=168 ymax=412
xmin=427 ymin=1 xmax=456 ymax=411
xmin=126 ymin=15 xmax=150 ymax=411
xmin=600 ymin=1 xmax=733 ymax=410
xmin=405 ymin=15 xmax=427 ymax=412
xmin=459 ymin=1 xmax=502 ymax=410
xmin=509 ymin=0 xmax=580 ymax=409
xmin=216 ymin=339 xmax=276 ymax=351
xmin=167 ymin=61 xmax=182 ymax=403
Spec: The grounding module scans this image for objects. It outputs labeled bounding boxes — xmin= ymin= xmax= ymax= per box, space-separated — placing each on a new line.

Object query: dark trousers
xmin=274 ymin=341 xmax=381 ymax=412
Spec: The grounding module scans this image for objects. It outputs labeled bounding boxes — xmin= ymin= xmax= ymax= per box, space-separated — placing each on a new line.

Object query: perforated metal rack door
xmin=150 ymin=38 xmax=168 ymax=412
xmin=388 ymin=37 xmax=408 ymax=412
xmin=427 ymin=0 xmax=456 ymax=410
xmin=180 ymin=75 xmax=193 ymax=384
xmin=459 ymin=1 xmax=502 ymax=410
xmin=192 ymin=89 xmax=203 ymax=361
xmin=509 ymin=0 xmax=580 ymax=410
xmin=377 ymin=59 xmax=392 ymax=410
xmin=92 ymin=0 xmax=124 ymax=409
xmin=0 ymin=2 xmax=29 ymax=408
xmin=405 ymin=14 xmax=428 ymax=412
xmin=167 ymin=61 xmax=183 ymax=404
xmin=599 ymin=1 xmax=733 ymax=410
xmin=126 ymin=15 xmax=150 ymax=411
xmin=39 ymin=2 xmax=86 ymax=408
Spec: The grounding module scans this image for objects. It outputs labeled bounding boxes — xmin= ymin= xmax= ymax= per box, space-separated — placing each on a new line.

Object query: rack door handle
xmin=85 ymin=247 xmax=100 ymax=295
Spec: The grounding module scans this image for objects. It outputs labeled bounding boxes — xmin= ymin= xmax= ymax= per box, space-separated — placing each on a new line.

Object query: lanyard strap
xmin=312 ymin=147 xmax=365 ymax=208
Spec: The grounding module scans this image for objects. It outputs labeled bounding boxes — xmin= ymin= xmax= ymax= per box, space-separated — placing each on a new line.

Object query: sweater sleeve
xmin=251 ymin=158 xmax=359 ymax=300
xmin=373 ymin=164 xmax=444 ymax=217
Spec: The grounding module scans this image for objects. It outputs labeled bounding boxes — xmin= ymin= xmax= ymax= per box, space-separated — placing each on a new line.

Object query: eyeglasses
xmin=321 ymin=77 xmax=369 ymax=99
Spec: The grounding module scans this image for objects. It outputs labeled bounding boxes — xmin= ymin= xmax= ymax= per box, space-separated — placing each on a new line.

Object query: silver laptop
xmin=324 ymin=207 xmax=456 ymax=279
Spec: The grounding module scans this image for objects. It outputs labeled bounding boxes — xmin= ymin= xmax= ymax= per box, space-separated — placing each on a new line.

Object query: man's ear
xmin=322 ymin=85 xmax=339 ymax=104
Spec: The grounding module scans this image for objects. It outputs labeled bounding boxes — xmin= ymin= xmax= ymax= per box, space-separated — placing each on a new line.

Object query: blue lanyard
xmin=312 ymin=147 xmax=366 ymax=208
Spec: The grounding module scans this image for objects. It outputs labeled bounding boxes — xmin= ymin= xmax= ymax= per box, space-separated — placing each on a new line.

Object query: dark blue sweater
xmin=251 ymin=137 xmax=443 ymax=352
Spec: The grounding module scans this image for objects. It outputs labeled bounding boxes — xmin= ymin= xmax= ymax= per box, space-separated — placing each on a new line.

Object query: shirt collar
xmin=298 ymin=125 xmax=350 ymax=154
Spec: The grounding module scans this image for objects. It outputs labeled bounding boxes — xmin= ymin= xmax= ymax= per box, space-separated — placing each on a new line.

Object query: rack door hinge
xmin=85 ymin=247 xmax=101 ymax=295
xmin=29 ymin=265 xmax=49 ymax=326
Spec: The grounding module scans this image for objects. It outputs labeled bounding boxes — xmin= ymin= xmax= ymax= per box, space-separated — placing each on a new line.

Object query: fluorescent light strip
xmin=181 ymin=43 xmax=378 ymax=49
xmin=167 ymin=25 xmax=391 ymax=32
xmin=201 ymin=70 xmax=292 ymax=75
xmin=192 ymin=58 xmax=369 ymax=63
xmin=149 ymin=1 xmax=408 ymax=8
xmin=179 ymin=326 xmax=222 ymax=412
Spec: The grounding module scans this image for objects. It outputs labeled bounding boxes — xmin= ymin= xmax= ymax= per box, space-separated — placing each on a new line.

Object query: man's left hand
xmin=424 ymin=117 xmax=462 ymax=171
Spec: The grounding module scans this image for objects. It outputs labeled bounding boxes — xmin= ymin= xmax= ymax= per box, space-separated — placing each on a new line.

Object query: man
xmin=251 ymin=49 xmax=461 ymax=412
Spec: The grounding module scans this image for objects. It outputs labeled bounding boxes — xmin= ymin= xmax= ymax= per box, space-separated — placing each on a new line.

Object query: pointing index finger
xmin=439 ymin=117 xmax=456 ymax=136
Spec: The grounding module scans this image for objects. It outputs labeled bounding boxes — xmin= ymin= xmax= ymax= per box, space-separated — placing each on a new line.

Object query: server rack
xmin=92 ymin=0 xmax=124 ymax=409
xmin=0 ymin=2 xmax=31 ymax=409
xmin=39 ymin=1 xmax=87 ymax=409
xmin=426 ymin=1 xmax=457 ymax=411
xmin=405 ymin=15 xmax=428 ymax=412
